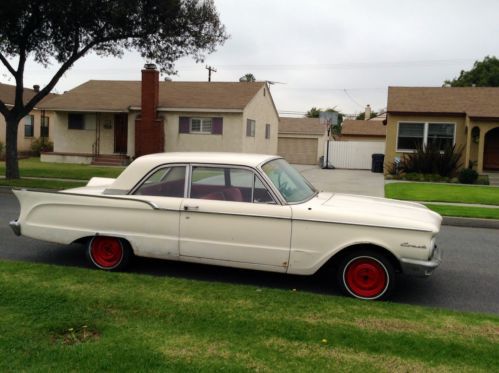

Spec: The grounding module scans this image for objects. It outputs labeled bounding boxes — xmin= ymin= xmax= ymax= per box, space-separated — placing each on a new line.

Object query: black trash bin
xmin=371 ymin=153 xmax=384 ymax=173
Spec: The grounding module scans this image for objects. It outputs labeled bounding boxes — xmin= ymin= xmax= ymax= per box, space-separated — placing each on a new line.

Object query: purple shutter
xmin=212 ymin=117 xmax=223 ymax=134
xmin=179 ymin=117 xmax=190 ymax=133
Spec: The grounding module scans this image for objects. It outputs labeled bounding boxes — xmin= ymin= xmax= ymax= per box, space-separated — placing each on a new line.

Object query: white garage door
xmin=326 ymin=141 xmax=385 ymax=169
xmin=278 ymin=137 xmax=318 ymax=165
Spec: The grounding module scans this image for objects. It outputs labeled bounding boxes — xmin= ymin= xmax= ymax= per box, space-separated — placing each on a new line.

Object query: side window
xmin=254 ymin=176 xmax=275 ymax=204
xmin=190 ymin=166 xmax=264 ymax=203
xmin=134 ymin=166 xmax=186 ymax=197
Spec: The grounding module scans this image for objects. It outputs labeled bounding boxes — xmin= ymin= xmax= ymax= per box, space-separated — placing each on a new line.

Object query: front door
xmin=179 ymin=165 xmax=292 ymax=271
xmin=484 ymin=127 xmax=499 ymax=170
xmin=114 ymin=113 xmax=128 ymax=153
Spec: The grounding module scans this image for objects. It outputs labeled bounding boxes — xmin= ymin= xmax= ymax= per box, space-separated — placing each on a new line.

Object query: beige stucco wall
xmin=163 ymin=112 xmax=245 ymax=153
xmin=384 ymin=114 xmax=466 ymax=171
xmin=242 ymin=86 xmax=279 ymax=154
xmin=468 ymin=120 xmax=499 ymax=172
xmin=53 ymin=112 xmax=117 ymax=155
xmin=0 ymin=109 xmax=55 ymax=152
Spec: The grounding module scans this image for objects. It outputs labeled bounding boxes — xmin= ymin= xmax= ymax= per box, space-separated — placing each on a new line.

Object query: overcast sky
xmin=3 ymin=0 xmax=499 ymax=116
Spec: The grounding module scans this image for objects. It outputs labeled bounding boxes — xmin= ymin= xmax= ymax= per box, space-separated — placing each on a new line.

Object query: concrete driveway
xmin=293 ymin=165 xmax=385 ymax=197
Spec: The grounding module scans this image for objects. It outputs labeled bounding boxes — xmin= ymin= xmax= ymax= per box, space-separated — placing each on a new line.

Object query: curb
xmin=442 ymin=216 xmax=499 ymax=229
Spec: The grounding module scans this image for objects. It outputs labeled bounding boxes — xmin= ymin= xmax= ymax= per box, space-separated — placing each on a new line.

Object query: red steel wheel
xmin=88 ymin=236 xmax=129 ymax=270
xmin=337 ymin=251 xmax=395 ymax=300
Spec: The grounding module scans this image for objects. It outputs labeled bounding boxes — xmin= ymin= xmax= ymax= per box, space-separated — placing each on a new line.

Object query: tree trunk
xmin=5 ymin=117 xmax=20 ymax=179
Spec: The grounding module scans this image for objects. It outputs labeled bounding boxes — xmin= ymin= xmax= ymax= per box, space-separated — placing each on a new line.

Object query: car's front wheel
xmin=337 ymin=250 xmax=395 ymax=300
xmin=87 ymin=236 xmax=132 ymax=271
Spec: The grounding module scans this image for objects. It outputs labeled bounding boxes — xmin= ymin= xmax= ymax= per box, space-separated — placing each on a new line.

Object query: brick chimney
xmin=364 ymin=104 xmax=371 ymax=120
xmin=135 ymin=63 xmax=164 ymax=157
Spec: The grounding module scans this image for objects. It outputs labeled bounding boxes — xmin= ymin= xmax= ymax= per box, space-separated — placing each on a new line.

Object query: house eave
xmin=40 ymin=108 xmax=129 ymax=113
xmin=468 ymin=115 xmax=499 ymax=121
xmin=387 ymin=111 xmax=466 ymax=117
xmin=128 ymin=106 xmax=244 ymax=113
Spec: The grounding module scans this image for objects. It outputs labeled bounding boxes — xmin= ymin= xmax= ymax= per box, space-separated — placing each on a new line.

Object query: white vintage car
xmin=10 ymin=152 xmax=442 ymax=300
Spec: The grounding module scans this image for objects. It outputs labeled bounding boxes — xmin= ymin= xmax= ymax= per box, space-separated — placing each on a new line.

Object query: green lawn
xmin=0 ymin=158 xmax=124 ymax=180
xmin=385 ymin=183 xmax=499 ymax=206
xmin=1 ymin=260 xmax=499 ymax=371
xmin=0 ymin=178 xmax=86 ymax=190
xmin=425 ymin=204 xmax=499 ymax=220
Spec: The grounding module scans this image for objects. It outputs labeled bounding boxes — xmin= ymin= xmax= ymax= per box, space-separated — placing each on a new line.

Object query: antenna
xmin=205 ymin=65 xmax=217 ymax=82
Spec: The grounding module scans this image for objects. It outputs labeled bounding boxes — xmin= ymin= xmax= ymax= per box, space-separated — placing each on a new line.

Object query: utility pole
xmin=205 ymin=65 xmax=217 ymax=82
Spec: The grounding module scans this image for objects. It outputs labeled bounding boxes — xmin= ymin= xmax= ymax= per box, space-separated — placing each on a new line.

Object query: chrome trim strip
xmin=13 ymin=188 xmax=160 ymax=210
xmin=400 ymin=245 xmax=442 ymax=277
xmin=180 ymin=208 xmax=433 ymax=232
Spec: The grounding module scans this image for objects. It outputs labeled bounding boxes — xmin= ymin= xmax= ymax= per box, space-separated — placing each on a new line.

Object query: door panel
xmin=179 ymin=199 xmax=292 ymax=268
xmin=114 ymin=113 xmax=128 ymax=153
xmin=125 ymin=195 xmax=182 ymax=260
xmin=484 ymin=128 xmax=499 ymax=170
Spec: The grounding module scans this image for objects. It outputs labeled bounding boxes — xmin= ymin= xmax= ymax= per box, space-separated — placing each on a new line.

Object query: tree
xmin=305 ymin=107 xmax=343 ymax=124
xmin=0 ymin=0 xmax=228 ymax=179
xmin=305 ymin=107 xmax=321 ymax=118
xmin=305 ymin=107 xmax=343 ymax=137
xmin=444 ymin=56 xmax=499 ymax=87
xmin=239 ymin=73 xmax=256 ymax=82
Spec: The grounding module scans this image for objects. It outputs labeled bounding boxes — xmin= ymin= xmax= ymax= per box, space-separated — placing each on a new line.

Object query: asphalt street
xmin=1 ymin=189 xmax=498 ymax=315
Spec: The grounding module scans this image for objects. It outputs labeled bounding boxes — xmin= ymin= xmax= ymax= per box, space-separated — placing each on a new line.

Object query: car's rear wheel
xmin=87 ymin=236 xmax=132 ymax=271
xmin=337 ymin=250 xmax=395 ymax=300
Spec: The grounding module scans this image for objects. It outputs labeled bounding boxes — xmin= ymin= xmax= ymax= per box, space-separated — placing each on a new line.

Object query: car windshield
xmin=262 ymin=159 xmax=317 ymax=203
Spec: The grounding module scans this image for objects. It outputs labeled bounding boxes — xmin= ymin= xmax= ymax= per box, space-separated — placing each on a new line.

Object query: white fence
xmin=324 ymin=140 xmax=385 ymax=169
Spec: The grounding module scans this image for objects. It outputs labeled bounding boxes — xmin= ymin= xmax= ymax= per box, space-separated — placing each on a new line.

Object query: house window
xmin=246 ymin=119 xmax=256 ymax=137
xmin=265 ymin=124 xmax=271 ymax=139
xmin=41 ymin=116 xmax=49 ymax=137
xmin=397 ymin=122 xmax=455 ymax=151
xmin=24 ymin=115 xmax=34 ymax=137
xmin=190 ymin=118 xmax=213 ymax=134
xmin=68 ymin=113 xmax=85 ymax=130
xmin=427 ymin=123 xmax=455 ymax=151
xmin=189 ymin=166 xmax=275 ymax=204
xmin=133 ymin=166 xmax=186 ymax=197
xmin=397 ymin=123 xmax=424 ymax=150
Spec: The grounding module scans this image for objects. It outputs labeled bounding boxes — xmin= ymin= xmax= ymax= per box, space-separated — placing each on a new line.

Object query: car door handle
xmin=184 ymin=205 xmax=199 ymax=211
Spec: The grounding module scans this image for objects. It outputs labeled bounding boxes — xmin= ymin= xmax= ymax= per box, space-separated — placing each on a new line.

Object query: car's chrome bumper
xmin=400 ymin=244 xmax=442 ymax=277
xmin=9 ymin=220 xmax=21 ymax=236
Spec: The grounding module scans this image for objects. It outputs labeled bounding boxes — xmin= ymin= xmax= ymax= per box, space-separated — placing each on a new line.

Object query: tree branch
xmin=24 ymin=41 xmax=99 ymax=113
xmin=14 ymin=50 xmax=27 ymax=109
xmin=0 ymin=52 xmax=16 ymax=77
xmin=0 ymin=100 xmax=10 ymax=118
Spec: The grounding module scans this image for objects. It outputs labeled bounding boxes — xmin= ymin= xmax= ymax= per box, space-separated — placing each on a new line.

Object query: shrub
xmin=476 ymin=175 xmax=490 ymax=185
xmin=30 ymin=138 xmax=53 ymax=156
xmin=458 ymin=168 xmax=479 ymax=184
xmin=400 ymin=143 xmax=463 ymax=177
xmin=385 ymin=161 xmax=400 ymax=176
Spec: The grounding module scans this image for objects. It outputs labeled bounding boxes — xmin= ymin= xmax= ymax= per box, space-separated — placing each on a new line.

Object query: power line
xmin=179 ymin=58 xmax=475 ymax=71
xmin=342 ymin=89 xmax=366 ymax=109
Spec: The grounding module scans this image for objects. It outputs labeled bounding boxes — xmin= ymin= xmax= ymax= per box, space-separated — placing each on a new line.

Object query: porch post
xmin=477 ymin=126 xmax=486 ymax=174
xmin=464 ymin=121 xmax=471 ymax=170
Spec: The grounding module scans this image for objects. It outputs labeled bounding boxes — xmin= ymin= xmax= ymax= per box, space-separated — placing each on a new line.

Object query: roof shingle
xmin=39 ymin=80 xmax=266 ymax=112
xmin=340 ymin=119 xmax=386 ymax=137
xmin=387 ymin=86 xmax=499 ymax=118
xmin=0 ymin=82 xmax=57 ymax=107
xmin=278 ymin=117 xmax=326 ymax=135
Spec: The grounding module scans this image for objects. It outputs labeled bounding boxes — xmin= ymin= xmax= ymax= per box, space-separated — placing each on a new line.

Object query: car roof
xmin=109 ymin=152 xmax=281 ymax=192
